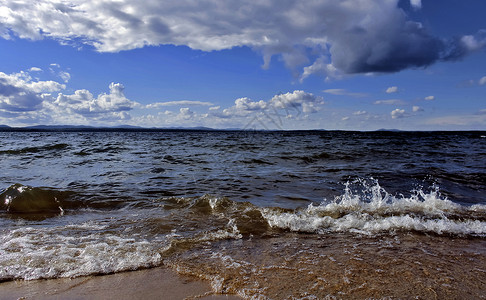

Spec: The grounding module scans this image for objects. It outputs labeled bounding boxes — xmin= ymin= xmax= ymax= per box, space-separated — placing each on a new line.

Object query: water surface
xmin=1 ymin=130 xmax=485 ymax=298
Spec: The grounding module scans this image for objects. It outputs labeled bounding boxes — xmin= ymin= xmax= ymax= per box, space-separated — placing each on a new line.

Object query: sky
xmin=0 ymin=0 xmax=485 ymax=130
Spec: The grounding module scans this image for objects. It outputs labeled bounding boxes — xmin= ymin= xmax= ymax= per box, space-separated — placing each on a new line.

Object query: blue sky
xmin=0 ymin=0 xmax=485 ymax=130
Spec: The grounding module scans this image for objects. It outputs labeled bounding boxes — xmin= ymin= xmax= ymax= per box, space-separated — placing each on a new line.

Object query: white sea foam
xmin=261 ymin=181 xmax=486 ymax=236
xmin=0 ymin=224 xmax=164 ymax=281
xmin=196 ymin=218 xmax=243 ymax=242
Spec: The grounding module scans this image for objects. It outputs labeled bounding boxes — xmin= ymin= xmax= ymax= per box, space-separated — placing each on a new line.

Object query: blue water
xmin=1 ymin=130 xmax=485 ymax=298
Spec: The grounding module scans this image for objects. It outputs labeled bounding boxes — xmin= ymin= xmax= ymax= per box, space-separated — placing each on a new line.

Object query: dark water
xmin=1 ymin=131 xmax=485 ymax=298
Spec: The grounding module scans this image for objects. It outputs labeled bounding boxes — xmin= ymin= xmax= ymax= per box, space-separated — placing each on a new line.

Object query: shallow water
xmin=1 ymin=130 xmax=485 ymax=298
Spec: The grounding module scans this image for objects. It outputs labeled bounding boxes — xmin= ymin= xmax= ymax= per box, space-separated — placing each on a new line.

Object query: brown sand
xmin=0 ymin=267 xmax=240 ymax=300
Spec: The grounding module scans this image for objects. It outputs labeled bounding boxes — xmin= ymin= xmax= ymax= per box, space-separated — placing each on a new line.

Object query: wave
xmin=0 ymin=184 xmax=138 ymax=219
xmin=2 ymin=181 xmax=485 ymax=235
xmin=0 ymin=143 xmax=69 ymax=155
xmin=261 ymin=180 xmax=486 ymax=236
xmin=0 ymin=225 xmax=163 ymax=281
xmin=159 ymin=181 xmax=486 ymax=237
xmin=0 ymin=184 xmax=74 ymax=219
xmin=1 ymin=180 xmax=484 ymax=281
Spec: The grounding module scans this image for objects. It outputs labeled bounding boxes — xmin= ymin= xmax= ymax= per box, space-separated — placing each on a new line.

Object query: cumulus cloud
xmin=1 ymin=0 xmax=484 ymax=79
xmin=424 ymin=95 xmax=435 ymax=101
xmin=270 ymin=90 xmax=324 ymax=114
xmin=0 ymin=71 xmax=65 ymax=112
xmin=234 ymin=97 xmax=267 ymax=111
xmin=391 ymin=108 xmax=406 ymax=119
xmin=386 ymin=86 xmax=398 ymax=93
xmin=218 ymin=97 xmax=265 ymax=118
xmin=137 ymin=91 xmax=324 ymax=129
xmin=39 ymin=82 xmax=139 ymax=125
xmin=178 ymin=107 xmax=195 ymax=120
xmin=53 ymin=82 xmax=136 ymax=115
xmin=215 ymin=90 xmax=323 ymax=124
xmin=0 ymin=66 xmax=324 ymax=128
xmin=0 ymin=68 xmax=140 ymax=125
xmin=300 ymin=57 xmax=341 ymax=81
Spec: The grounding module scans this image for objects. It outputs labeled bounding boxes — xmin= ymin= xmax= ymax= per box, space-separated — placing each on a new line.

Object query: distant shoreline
xmin=0 ymin=125 xmax=485 ymax=133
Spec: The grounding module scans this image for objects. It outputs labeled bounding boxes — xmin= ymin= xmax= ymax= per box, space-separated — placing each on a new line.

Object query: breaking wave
xmin=0 ymin=184 xmax=75 ymax=219
xmin=261 ymin=179 xmax=486 ymax=236
xmin=0 ymin=224 xmax=164 ymax=281
xmin=1 ymin=180 xmax=485 ymax=281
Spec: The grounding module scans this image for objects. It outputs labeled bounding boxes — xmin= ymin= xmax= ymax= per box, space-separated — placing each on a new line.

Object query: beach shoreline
xmin=0 ymin=267 xmax=240 ymax=300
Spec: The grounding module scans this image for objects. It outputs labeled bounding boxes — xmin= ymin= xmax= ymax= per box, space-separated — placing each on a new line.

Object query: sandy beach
xmin=0 ymin=267 xmax=240 ymax=300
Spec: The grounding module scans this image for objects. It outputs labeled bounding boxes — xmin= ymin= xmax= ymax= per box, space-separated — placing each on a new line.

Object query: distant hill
xmin=375 ymin=128 xmax=403 ymax=132
xmin=0 ymin=124 xmax=222 ymax=132
xmin=25 ymin=125 xmax=94 ymax=130
xmin=111 ymin=125 xmax=143 ymax=129
xmin=162 ymin=126 xmax=215 ymax=131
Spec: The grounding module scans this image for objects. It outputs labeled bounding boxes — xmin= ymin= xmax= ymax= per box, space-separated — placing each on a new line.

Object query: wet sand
xmin=165 ymin=233 xmax=486 ymax=299
xmin=0 ymin=267 xmax=240 ymax=300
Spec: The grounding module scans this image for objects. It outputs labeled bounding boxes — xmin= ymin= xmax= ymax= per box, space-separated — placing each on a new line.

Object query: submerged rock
xmin=1 ymin=184 xmax=65 ymax=218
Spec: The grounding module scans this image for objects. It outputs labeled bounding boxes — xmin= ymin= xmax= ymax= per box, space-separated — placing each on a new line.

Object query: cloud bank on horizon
xmin=1 ymin=0 xmax=485 ymax=78
xmin=0 ymin=68 xmax=324 ymax=128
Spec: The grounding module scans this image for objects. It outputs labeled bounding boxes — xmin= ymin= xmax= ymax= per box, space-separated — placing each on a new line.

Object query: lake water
xmin=1 ymin=130 xmax=485 ymax=298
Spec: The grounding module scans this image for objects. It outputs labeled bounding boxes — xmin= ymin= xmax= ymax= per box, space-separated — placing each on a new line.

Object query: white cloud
xmin=353 ymin=110 xmax=367 ymax=116
xmin=460 ymin=34 xmax=486 ymax=52
xmin=424 ymin=96 xmax=435 ymax=101
xmin=217 ymin=97 xmax=266 ymax=118
xmin=410 ymin=0 xmax=422 ymax=9
xmin=33 ymin=82 xmax=139 ymax=126
xmin=270 ymin=90 xmax=324 ymax=114
xmin=0 ymin=67 xmax=325 ymax=128
xmin=235 ymin=97 xmax=267 ymax=111
xmin=479 ymin=76 xmax=486 ymax=86
xmin=413 ymin=106 xmax=423 ymax=112
xmin=300 ymin=57 xmax=341 ymax=81
xmin=178 ymin=107 xmax=195 ymax=119
xmin=48 ymin=63 xmax=71 ymax=83
xmin=323 ymin=89 xmax=367 ymax=97
xmin=29 ymin=67 xmax=43 ymax=72
xmin=206 ymin=90 xmax=324 ymax=129
xmin=53 ymin=83 xmax=136 ymax=115
xmin=0 ymin=71 xmax=65 ymax=112
xmin=59 ymin=71 xmax=71 ymax=83
xmin=374 ymin=99 xmax=406 ymax=105
xmin=386 ymin=86 xmax=398 ymax=94
xmin=391 ymin=108 xmax=406 ymax=119
xmin=146 ymin=100 xmax=214 ymax=109
xmin=1 ymin=0 xmax=483 ymax=79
